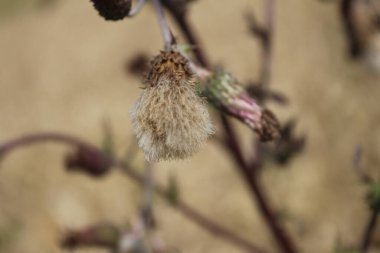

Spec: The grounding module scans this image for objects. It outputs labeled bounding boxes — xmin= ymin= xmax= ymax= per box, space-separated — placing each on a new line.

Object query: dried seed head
xmin=90 ymin=0 xmax=132 ymax=21
xmin=130 ymin=49 xmax=213 ymax=162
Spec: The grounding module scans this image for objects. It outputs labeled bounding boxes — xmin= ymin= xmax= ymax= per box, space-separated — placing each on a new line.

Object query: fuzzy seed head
xmin=130 ymin=50 xmax=213 ymax=162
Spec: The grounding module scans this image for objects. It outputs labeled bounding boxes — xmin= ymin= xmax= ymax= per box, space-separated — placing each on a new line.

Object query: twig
xmin=128 ymin=0 xmax=147 ymax=17
xmin=141 ymin=160 xmax=155 ymax=228
xmin=221 ymin=116 xmax=297 ymax=253
xmin=152 ymin=0 xmax=175 ymax=50
xmin=259 ymin=0 xmax=275 ymax=87
xmin=0 ymin=132 xmax=268 ymax=253
xmin=360 ymin=198 xmax=380 ymax=252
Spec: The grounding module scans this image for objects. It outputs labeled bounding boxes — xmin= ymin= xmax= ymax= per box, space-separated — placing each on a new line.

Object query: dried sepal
xmin=130 ymin=49 xmax=213 ymax=162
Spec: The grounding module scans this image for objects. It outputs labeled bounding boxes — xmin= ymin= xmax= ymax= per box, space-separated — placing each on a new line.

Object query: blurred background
xmin=0 ymin=0 xmax=380 ymax=252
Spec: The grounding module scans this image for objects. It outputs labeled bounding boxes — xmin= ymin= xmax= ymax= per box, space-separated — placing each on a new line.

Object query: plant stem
xmin=141 ymin=160 xmax=155 ymax=228
xmin=160 ymin=0 xmax=210 ymax=68
xmin=0 ymin=132 xmax=268 ymax=253
xmin=128 ymin=0 xmax=147 ymax=17
xmin=161 ymin=2 xmax=297 ymax=252
xmin=221 ymin=116 xmax=297 ymax=253
xmin=152 ymin=0 xmax=174 ymax=50
xmin=260 ymin=0 xmax=275 ymax=87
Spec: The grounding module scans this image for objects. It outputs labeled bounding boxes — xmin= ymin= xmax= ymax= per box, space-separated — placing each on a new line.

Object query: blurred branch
xmin=160 ymin=1 xmax=297 ymax=252
xmin=0 ymin=132 xmax=268 ymax=253
xmin=360 ymin=196 xmax=380 ymax=253
xmin=221 ymin=116 xmax=297 ymax=253
xmin=141 ymin=161 xmax=155 ymax=228
xmin=353 ymin=147 xmax=373 ymax=184
xmin=261 ymin=0 xmax=275 ymax=88
xmin=246 ymin=0 xmax=276 ymax=87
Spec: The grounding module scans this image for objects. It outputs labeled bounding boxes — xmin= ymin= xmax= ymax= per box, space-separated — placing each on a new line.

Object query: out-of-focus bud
xmin=62 ymin=223 xmax=120 ymax=250
xmin=90 ymin=0 xmax=132 ymax=21
xmin=260 ymin=120 xmax=305 ymax=165
xmin=203 ymin=72 xmax=280 ymax=141
xmin=127 ymin=53 xmax=150 ymax=77
xmin=65 ymin=146 xmax=113 ymax=177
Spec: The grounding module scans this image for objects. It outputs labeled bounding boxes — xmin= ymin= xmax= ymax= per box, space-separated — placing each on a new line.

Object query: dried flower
xmin=90 ymin=0 xmax=132 ymax=21
xmin=130 ymin=49 xmax=213 ymax=162
xmin=202 ymin=72 xmax=280 ymax=141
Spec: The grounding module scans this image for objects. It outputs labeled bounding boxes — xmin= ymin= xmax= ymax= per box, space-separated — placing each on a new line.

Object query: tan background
xmin=0 ymin=0 xmax=380 ymax=252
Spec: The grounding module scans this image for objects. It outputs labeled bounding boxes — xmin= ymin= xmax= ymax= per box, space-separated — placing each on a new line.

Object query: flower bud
xmin=130 ymin=49 xmax=214 ymax=162
xmin=204 ymin=72 xmax=280 ymax=141
xmin=90 ymin=0 xmax=132 ymax=21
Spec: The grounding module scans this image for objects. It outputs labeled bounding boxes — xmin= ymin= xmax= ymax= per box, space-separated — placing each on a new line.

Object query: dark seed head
xmin=90 ymin=0 xmax=132 ymax=21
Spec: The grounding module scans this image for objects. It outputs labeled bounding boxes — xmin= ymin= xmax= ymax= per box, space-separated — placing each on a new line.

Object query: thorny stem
xmin=0 ymin=133 xmax=268 ymax=253
xmin=161 ymin=1 xmax=297 ymax=253
xmin=360 ymin=197 xmax=380 ymax=252
xmin=152 ymin=0 xmax=175 ymax=50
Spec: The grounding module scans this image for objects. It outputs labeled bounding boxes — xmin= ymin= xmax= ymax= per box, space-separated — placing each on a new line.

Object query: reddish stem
xmin=162 ymin=2 xmax=297 ymax=252
xmin=0 ymin=132 xmax=268 ymax=253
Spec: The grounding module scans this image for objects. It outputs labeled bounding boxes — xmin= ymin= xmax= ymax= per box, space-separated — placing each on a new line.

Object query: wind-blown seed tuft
xmin=130 ymin=49 xmax=214 ymax=162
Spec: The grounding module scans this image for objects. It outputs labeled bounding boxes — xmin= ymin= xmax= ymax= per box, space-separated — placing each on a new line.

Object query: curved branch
xmin=0 ymin=132 xmax=268 ymax=253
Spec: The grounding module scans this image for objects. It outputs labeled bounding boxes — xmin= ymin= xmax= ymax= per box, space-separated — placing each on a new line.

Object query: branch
xmin=221 ymin=116 xmax=297 ymax=253
xmin=141 ymin=160 xmax=155 ymax=228
xmin=161 ymin=1 xmax=297 ymax=253
xmin=360 ymin=197 xmax=380 ymax=252
xmin=0 ymin=132 xmax=268 ymax=253
xmin=152 ymin=0 xmax=175 ymax=49
xmin=260 ymin=0 xmax=275 ymax=87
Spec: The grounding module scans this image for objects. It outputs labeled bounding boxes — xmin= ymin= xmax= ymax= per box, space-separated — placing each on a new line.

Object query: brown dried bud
xmin=258 ymin=109 xmax=281 ymax=141
xmin=90 ymin=0 xmax=132 ymax=21
xmin=62 ymin=223 xmax=120 ymax=250
xmin=130 ymin=49 xmax=213 ymax=162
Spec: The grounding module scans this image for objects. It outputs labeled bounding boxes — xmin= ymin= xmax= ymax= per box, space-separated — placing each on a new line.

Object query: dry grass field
xmin=0 ymin=0 xmax=380 ymax=253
